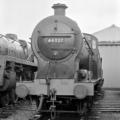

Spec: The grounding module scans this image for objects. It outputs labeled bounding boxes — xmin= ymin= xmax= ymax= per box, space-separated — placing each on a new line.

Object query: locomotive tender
xmin=0 ymin=34 xmax=37 ymax=106
xmin=16 ymin=3 xmax=104 ymax=117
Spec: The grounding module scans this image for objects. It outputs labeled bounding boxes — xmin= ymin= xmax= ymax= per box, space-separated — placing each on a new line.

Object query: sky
xmin=0 ymin=0 xmax=120 ymax=41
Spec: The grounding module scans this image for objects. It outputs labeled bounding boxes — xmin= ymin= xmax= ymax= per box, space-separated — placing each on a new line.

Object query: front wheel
xmin=77 ymin=101 xmax=88 ymax=115
xmin=0 ymin=93 xmax=9 ymax=107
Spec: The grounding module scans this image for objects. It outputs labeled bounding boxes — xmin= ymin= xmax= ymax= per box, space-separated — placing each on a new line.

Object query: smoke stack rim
xmin=52 ymin=3 xmax=68 ymax=16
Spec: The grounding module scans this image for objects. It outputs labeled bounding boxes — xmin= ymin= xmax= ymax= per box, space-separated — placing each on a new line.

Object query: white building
xmin=93 ymin=24 xmax=120 ymax=88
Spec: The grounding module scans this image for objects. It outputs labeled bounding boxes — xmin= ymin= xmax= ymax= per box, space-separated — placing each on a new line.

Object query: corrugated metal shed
xmin=92 ymin=24 xmax=120 ymax=88
xmin=93 ymin=24 xmax=120 ymax=42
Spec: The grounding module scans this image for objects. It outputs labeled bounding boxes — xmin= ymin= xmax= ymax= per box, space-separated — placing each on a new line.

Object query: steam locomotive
xmin=0 ymin=34 xmax=37 ymax=106
xmin=16 ymin=3 xmax=104 ymax=118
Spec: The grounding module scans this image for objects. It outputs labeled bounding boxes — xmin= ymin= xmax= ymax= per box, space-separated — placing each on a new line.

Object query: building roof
xmin=99 ymin=41 xmax=120 ymax=46
xmin=93 ymin=24 xmax=120 ymax=42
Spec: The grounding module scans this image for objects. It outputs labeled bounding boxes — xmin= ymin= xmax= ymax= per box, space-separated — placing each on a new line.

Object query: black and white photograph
xmin=0 ymin=0 xmax=120 ymax=120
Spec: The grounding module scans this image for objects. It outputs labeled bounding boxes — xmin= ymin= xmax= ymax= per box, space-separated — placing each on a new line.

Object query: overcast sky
xmin=0 ymin=0 xmax=120 ymax=41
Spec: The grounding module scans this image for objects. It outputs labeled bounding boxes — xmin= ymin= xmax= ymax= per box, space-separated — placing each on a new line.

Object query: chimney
xmin=52 ymin=3 xmax=67 ymax=16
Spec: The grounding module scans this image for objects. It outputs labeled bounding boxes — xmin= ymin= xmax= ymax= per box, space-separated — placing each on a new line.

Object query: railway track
xmin=1 ymin=89 xmax=120 ymax=120
xmin=0 ymin=99 xmax=37 ymax=120
xmin=92 ymin=89 xmax=120 ymax=111
xmin=86 ymin=89 xmax=120 ymax=120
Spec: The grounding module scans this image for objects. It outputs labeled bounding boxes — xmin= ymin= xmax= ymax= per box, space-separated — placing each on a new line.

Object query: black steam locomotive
xmin=0 ymin=34 xmax=37 ymax=106
xmin=16 ymin=3 xmax=104 ymax=118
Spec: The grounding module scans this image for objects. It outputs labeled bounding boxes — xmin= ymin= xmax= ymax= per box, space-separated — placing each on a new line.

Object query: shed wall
xmin=99 ymin=45 xmax=120 ymax=88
